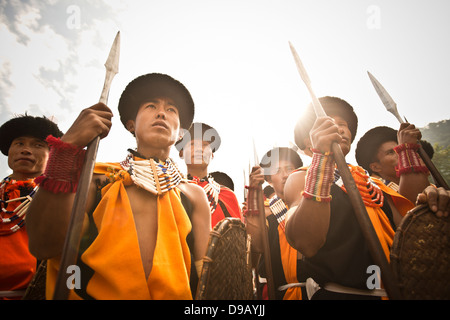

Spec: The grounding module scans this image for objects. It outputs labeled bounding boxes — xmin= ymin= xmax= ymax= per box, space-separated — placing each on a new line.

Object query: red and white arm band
xmin=394 ymin=143 xmax=429 ymax=177
xmin=302 ymin=149 xmax=335 ymax=203
xmin=35 ymin=135 xmax=86 ymax=193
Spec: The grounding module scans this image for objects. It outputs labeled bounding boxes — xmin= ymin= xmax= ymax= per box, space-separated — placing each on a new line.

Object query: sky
xmin=1 ymin=0 xmax=449 ymax=204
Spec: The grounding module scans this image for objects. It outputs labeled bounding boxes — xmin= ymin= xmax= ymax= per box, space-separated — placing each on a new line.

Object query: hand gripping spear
xmin=367 ymin=71 xmax=449 ymax=190
xmin=288 ymin=42 xmax=402 ymax=300
xmin=53 ymin=31 xmax=120 ymax=300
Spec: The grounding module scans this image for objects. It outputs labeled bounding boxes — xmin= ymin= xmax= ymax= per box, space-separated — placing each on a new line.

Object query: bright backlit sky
xmin=1 ymin=0 xmax=449 ymax=203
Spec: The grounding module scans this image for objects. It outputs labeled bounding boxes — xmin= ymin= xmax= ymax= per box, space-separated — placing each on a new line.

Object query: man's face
xmin=370 ymin=141 xmax=399 ymax=182
xmin=269 ymin=159 xmax=296 ymax=200
xmin=182 ymin=139 xmax=213 ymax=166
xmin=129 ymin=96 xmax=181 ymax=151
xmin=332 ymin=115 xmax=352 ymax=156
xmin=8 ymin=136 xmax=49 ymax=180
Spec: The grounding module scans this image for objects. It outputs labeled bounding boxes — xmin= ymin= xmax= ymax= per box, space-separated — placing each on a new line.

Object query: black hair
xmin=294 ymin=96 xmax=358 ymax=150
xmin=118 ymin=73 xmax=194 ymax=132
xmin=355 ymin=126 xmax=398 ymax=175
xmin=260 ymin=147 xmax=303 ymax=179
xmin=0 ymin=114 xmax=63 ymax=155
xmin=175 ymin=122 xmax=221 ymax=153
xmin=210 ymin=171 xmax=234 ymax=191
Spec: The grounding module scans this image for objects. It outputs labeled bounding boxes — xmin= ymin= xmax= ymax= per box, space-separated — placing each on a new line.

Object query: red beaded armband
xmin=243 ymin=209 xmax=260 ymax=217
xmin=35 ymin=135 xmax=86 ymax=193
xmin=394 ymin=143 xmax=429 ymax=176
xmin=302 ymin=150 xmax=335 ymax=203
xmin=243 ymin=185 xmax=260 ymax=216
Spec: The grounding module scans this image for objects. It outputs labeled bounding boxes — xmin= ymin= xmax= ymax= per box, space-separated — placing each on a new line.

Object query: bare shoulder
xmin=86 ymin=173 xmax=109 ymax=212
xmin=177 ymin=181 xmax=209 ymax=205
xmin=284 ymin=170 xmax=307 ymax=208
xmin=177 ymin=181 xmax=211 ymax=232
xmin=285 ymin=170 xmax=307 ymax=191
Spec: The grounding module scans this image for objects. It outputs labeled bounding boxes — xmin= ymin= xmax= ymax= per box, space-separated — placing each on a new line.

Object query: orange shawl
xmin=46 ymin=162 xmax=192 ymax=300
xmin=265 ymin=196 xmax=302 ymax=300
xmin=368 ymin=175 xmax=414 ymax=261
xmin=278 ymin=224 xmax=302 ymax=300
xmin=339 ymin=165 xmax=414 ymax=261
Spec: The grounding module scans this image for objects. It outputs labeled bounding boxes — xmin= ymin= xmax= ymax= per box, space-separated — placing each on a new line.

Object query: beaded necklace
xmin=188 ymin=174 xmax=221 ymax=214
xmin=268 ymin=195 xmax=288 ymax=231
xmin=334 ymin=165 xmax=384 ymax=208
xmin=120 ymin=152 xmax=185 ymax=195
xmin=0 ymin=177 xmax=37 ymax=235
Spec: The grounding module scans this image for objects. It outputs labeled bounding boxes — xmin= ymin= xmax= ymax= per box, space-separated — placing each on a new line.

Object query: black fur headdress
xmin=0 ymin=114 xmax=63 ymax=155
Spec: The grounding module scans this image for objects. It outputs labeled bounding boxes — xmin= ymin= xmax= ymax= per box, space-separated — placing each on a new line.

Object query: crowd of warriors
xmin=0 ymin=73 xmax=448 ymax=300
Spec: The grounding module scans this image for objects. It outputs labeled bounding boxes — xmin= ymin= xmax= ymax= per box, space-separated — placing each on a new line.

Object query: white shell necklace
xmin=120 ymin=152 xmax=185 ymax=195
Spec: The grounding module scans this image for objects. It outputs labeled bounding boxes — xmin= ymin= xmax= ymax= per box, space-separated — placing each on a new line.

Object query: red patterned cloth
xmin=0 ymin=177 xmax=37 ymax=299
xmin=188 ymin=175 xmax=243 ymax=227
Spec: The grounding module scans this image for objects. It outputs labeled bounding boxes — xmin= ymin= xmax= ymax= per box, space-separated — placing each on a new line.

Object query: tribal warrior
xmin=27 ymin=73 xmax=211 ymax=299
xmin=284 ymin=96 xmax=445 ymax=299
xmin=0 ymin=115 xmax=63 ymax=299
xmin=246 ymin=147 xmax=304 ymax=300
xmin=176 ymin=122 xmax=243 ymax=227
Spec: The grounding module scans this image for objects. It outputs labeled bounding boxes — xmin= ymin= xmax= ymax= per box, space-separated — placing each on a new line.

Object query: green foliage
xmin=420 ymin=119 xmax=450 ymax=148
xmin=420 ymin=119 xmax=450 ymax=186
xmin=429 ymin=144 xmax=450 ymax=186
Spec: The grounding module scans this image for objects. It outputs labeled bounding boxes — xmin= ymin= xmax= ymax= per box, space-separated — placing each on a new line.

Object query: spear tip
xmin=104 ymin=31 xmax=121 ymax=74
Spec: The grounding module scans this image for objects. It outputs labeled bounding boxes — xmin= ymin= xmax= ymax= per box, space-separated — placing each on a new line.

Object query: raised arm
xmin=285 ymin=116 xmax=343 ymax=257
xmin=27 ymin=103 xmax=113 ymax=260
xmin=284 ymin=175 xmax=331 ymax=257
xmin=396 ymin=123 xmax=430 ymax=203
xmin=244 ymin=166 xmax=271 ymax=253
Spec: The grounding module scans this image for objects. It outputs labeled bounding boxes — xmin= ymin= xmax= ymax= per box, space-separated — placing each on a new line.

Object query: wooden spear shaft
xmin=255 ymin=185 xmax=276 ymax=299
xmin=252 ymin=142 xmax=276 ymax=300
xmin=289 ymin=42 xmax=402 ymax=300
xmin=53 ymin=31 xmax=120 ymax=300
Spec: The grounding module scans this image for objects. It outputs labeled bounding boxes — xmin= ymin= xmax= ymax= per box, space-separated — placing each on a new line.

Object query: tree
xmin=428 ymin=143 xmax=450 ymax=187
xmin=421 ymin=120 xmax=450 ymax=148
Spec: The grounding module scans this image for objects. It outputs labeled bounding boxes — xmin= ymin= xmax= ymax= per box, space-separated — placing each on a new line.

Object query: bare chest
xmin=125 ymin=185 xmax=158 ymax=279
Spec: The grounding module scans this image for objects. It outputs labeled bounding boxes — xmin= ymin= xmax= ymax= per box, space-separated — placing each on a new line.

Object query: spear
xmin=243 ymin=168 xmax=249 ymax=202
xmin=53 ymin=31 xmax=121 ymax=300
xmin=367 ymin=71 xmax=449 ymax=190
xmin=288 ymin=42 xmax=402 ymax=299
xmin=251 ymin=139 xmax=276 ymax=300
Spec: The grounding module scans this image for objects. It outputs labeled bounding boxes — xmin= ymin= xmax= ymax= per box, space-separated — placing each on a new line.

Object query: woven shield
xmin=22 ymin=260 xmax=47 ymax=300
xmin=391 ymin=204 xmax=450 ymax=299
xmin=196 ymin=218 xmax=253 ymax=300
